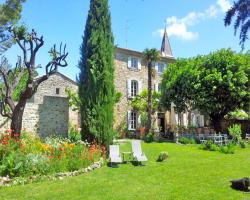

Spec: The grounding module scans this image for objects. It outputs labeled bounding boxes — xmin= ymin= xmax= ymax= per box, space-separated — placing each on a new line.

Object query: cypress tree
xmin=78 ymin=0 xmax=115 ymax=147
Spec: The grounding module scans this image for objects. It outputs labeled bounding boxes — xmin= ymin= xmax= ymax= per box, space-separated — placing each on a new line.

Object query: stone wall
xmin=0 ymin=72 xmax=79 ymax=137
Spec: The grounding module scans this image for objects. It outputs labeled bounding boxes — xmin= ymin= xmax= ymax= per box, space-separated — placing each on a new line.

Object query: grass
xmin=1 ymin=141 xmax=250 ymax=200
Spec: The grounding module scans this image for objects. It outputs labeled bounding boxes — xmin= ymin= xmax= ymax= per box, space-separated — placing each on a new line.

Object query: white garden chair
xmin=198 ymin=134 xmax=206 ymax=144
xmin=109 ymin=145 xmax=122 ymax=167
xmin=132 ymin=140 xmax=148 ymax=164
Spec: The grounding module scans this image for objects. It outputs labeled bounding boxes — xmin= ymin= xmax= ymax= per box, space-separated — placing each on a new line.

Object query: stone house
xmin=113 ymin=29 xmax=205 ymax=134
xmin=0 ymin=72 xmax=79 ymax=137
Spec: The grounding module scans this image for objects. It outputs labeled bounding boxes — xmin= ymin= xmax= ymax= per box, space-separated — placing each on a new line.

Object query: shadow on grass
xmin=107 ymin=162 xmax=120 ymax=168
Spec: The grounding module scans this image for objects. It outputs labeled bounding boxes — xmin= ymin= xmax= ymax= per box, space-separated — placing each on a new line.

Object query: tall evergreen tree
xmin=0 ymin=0 xmax=26 ymax=54
xmin=78 ymin=0 xmax=115 ymax=147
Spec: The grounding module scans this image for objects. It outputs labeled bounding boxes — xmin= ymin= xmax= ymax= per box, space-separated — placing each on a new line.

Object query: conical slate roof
xmin=160 ymin=27 xmax=173 ymax=57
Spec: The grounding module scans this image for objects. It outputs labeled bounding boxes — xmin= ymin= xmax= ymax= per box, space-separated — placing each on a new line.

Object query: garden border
xmin=0 ymin=158 xmax=104 ymax=187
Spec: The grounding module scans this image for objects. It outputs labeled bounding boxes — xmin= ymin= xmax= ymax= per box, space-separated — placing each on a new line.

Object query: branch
xmin=0 ymin=57 xmax=15 ymax=112
xmin=46 ymin=43 xmax=68 ymax=74
xmin=32 ymin=43 xmax=68 ymax=95
xmin=0 ymin=99 xmax=12 ymax=119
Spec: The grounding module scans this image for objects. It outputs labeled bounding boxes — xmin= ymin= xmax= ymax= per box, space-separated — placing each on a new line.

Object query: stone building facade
xmin=113 ymin=47 xmax=174 ymax=131
xmin=113 ymin=29 xmax=205 ymax=134
xmin=0 ymin=72 xmax=79 ymax=137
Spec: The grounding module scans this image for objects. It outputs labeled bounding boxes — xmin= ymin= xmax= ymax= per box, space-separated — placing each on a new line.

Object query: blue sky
xmin=2 ymin=0 xmax=249 ymax=80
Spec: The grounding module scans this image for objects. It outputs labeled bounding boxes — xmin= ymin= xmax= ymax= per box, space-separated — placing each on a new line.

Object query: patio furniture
xmin=122 ymin=151 xmax=132 ymax=163
xmin=246 ymin=134 xmax=250 ymax=141
xmin=109 ymin=145 xmax=122 ymax=167
xmin=214 ymin=135 xmax=223 ymax=146
xmin=198 ymin=134 xmax=206 ymax=144
xmin=222 ymin=134 xmax=229 ymax=144
xmin=131 ymin=140 xmax=148 ymax=164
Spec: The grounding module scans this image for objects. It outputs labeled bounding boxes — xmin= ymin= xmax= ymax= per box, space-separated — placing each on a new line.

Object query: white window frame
xmin=131 ymin=58 xmax=138 ymax=69
xmin=128 ymin=57 xmax=141 ymax=70
xmin=158 ymin=62 xmax=165 ymax=74
xmin=128 ymin=111 xmax=138 ymax=130
xmin=131 ymin=80 xmax=138 ymax=97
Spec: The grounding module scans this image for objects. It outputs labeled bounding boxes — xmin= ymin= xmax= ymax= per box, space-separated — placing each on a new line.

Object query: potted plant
xmin=138 ymin=112 xmax=147 ymax=139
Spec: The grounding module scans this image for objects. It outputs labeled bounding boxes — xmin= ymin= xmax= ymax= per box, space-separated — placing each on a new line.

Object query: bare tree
xmin=0 ymin=27 xmax=68 ymax=138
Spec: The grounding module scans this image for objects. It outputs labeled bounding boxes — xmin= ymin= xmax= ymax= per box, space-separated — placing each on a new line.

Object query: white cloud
xmin=153 ymin=0 xmax=232 ymax=41
xmin=217 ymin=0 xmax=232 ymax=12
xmin=206 ymin=5 xmax=218 ymax=17
xmin=164 ymin=15 xmax=200 ymax=40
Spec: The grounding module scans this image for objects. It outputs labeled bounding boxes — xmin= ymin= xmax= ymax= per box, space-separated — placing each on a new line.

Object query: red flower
xmin=13 ymin=133 xmax=20 ymax=137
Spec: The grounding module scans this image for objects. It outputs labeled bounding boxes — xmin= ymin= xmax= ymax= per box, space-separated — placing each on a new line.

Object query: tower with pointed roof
xmin=160 ymin=27 xmax=173 ymax=57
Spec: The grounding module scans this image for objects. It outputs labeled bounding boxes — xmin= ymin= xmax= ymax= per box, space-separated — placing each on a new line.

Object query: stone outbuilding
xmin=0 ymin=72 xmax=79 ymax=137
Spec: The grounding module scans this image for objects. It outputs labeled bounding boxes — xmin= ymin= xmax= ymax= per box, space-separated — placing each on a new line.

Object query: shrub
xmin=157 ymin=151 xmax=168 ymax=162
xmin=179 ymin=137 xmax=196 ymax=144
xmin=0 ymin=151 xmax=23 ymax=177
xmin=210 ymin=144 xmax=219 ymax=151
xmin=145 ymin=132 xmax=154 ymax=143
xmin=203 ymin=140 xmax=213 ymax=150
xmin=239 ymin=140 xmax=247 ymax=148
xmin=228 ymin=124 xmax=242 ymax=143
xmin=220 ymin=145 xmax=235 ymax=154
xmin=22 ymin=153 xmax=50 ymax=176
xmin=68 ymin=125 xmax=81 ymax=143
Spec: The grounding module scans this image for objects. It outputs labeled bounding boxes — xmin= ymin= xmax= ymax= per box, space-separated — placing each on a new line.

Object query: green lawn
xmin=1 ymin=141 xmax=250 ymax=200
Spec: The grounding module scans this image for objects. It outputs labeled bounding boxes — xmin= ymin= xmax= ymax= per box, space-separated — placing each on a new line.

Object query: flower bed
xmin=0 ymin=130 xmax=105 ymax=180
xmin=0 ymin=158 xmax=104 ymax=187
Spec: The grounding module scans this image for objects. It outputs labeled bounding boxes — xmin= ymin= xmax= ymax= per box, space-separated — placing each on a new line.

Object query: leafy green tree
xmin=0 ymin=0 xmax=26 ymax=54
xmin=224 ymin=0 xmax=250 ymax=49
xmin=78 ymin=0 xmax=115 ymax=147
xmin=131 ymin=89 xmax=161 ymax=128
xmin=161 ymin=58 xmax=198 ymax=114
xmin=131 ymin=89 xmax=161 ymax=114
xmin=161 ymin=49 xmax=250 ymax=132
xmin=142 ymin=48 xmax=160 ymax=133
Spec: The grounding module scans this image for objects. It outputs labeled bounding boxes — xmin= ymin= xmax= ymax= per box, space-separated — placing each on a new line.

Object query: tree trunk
xmin=10 ymin=100 xmax=27 ymax=138
xmin=210 ymin=114 xmax=224 ymax=133
xmin=147 ymin=61 xmax=153 ymax=133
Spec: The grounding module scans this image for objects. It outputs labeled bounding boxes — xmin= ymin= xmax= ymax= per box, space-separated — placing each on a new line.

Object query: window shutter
xmin=191 ymin=114 xmax=196 ymax=126
xmin=155 ymin=62 xmax=158 ymax=72
xmin=137 ymin=113 xmax=141 ymax=128
xmin=200 ymin=115 xmax=204 ymax=127
xmin=127 ymin=111 xmax=131 ymax=130
xmin=127 ymin=79 xmax=131 ymax=98
xmin=175 ymin=114 xmax=179 ymax=125
xmin=138 ymin=59 xmax=142 ymax=70
xmin=163 ymin=63 xmax=167 ymax=73
xmin=128 ymin=57 xmax=132 ymax=69
xmin=138 ymin=80 xmax=142 ymax=95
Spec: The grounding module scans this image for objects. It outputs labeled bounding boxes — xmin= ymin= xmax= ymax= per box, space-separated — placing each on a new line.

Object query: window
xmin=131 ymin=58 xmax=138 ymax=69
xmin=56 ymin=88 xmax=60 ymax=95
xmin=129 ymin=111 xmax=137 ymax=130
xmin=131 ymin=80 xmax=138 ymax=97
xmin=158 ymin=63 xmax=165 ymax=74
xmin=158 ymin=83 xmax=161 ymax=93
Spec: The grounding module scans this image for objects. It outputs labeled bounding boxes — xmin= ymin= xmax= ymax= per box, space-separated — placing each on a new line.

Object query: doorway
xmin=158 ymin=113 xmax=165 ymax=133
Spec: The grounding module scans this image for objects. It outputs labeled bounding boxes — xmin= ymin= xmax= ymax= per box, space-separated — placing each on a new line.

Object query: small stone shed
xmin=0 ymin=72 xmax=80 ymax=137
